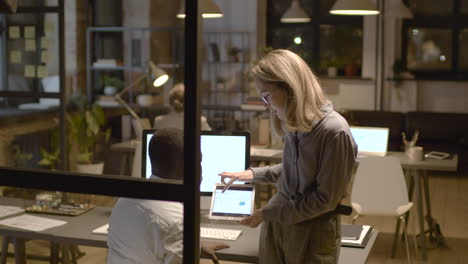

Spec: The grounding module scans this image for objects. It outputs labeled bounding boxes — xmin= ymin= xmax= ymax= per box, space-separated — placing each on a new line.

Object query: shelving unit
xmin=201 ymin=31 xmax=258 ymax=130
xmin=86 ymin=26 xmax=182 ymax=106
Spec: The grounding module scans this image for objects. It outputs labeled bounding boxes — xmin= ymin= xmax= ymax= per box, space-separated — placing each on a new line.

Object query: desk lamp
xmin=114 ymin=61 xmax=169 ymax=136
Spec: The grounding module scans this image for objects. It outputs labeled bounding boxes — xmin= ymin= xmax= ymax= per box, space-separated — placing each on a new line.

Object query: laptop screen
xmin=350 ymin=126 xmax=389 ymax=156
xmin=200 ymin=131 xmax=250 ymax=195
xmin=209 ymin=184 xmax=255 ymax=220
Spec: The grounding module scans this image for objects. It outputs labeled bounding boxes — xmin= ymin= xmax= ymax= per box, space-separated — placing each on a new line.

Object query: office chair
xmin=351 ymin=156 xmax=417 ymax=264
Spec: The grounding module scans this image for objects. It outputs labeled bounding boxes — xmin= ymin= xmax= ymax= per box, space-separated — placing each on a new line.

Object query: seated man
xmin=107 ymin=128 xmax=228 ymax=264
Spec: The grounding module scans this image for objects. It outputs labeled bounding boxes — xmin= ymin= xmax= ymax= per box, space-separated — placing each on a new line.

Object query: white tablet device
xmin=209 ymin=184 xmax=255 ymax=221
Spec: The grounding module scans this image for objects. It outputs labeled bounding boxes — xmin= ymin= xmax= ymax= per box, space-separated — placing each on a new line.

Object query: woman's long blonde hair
xmin=251 ymin=49 xmax=328 ymax=136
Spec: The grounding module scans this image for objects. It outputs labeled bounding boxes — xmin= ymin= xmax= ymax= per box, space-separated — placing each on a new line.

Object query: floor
xmin=2 ymin=171 xmax=467 ymax=264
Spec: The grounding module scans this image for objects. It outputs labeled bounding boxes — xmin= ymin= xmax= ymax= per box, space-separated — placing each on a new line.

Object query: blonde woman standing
xmin=219 ymin=49 xmax=357 ymax=264
xmin=154 ymin=83 xmax=212 ymax=130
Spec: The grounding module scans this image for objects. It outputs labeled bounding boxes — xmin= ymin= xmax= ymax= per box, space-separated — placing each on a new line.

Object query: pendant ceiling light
xmin=330 ymin=0 xmax=379 ymax=15
xmin=387 ymin=0 xmax=413 ymax=19
xmin=177 ymin=0 xmax=223 ymax=19
xmin=281 ymin=0 xmax=311 ymax=23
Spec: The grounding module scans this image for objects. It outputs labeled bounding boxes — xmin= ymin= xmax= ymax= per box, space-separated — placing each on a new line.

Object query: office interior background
xmin=0 ymin=0 xmax=467 ymax=263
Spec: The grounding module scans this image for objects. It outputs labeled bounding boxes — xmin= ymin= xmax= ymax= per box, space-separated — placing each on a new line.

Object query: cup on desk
xmin=407 ymin=146 xmax=424 ymax=161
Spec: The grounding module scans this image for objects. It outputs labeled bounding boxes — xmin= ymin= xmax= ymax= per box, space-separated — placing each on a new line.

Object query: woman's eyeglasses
xmin=261 ymin=93 xmax=271 ymax=106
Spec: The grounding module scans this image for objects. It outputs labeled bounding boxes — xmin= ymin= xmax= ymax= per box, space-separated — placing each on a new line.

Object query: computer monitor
xmin=200 ymin=131 xmax=250 ymax=195
xmin=141 ymin=129 xmax=158 ymax=179
xmin=350 ymin=126 xmax=389 ymax=157
xmin=141 ymin=130 xmax=250 ymax=189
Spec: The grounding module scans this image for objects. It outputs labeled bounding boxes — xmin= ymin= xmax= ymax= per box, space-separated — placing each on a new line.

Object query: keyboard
xmin=200 ymin=227 xmax=242 ymax=241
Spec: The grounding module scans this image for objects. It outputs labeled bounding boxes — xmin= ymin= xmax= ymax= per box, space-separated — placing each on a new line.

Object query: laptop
xmin=350 ymin=126 xmax=389 ymax=157
xmin=209 ymin=184 xmax=255 ymax=221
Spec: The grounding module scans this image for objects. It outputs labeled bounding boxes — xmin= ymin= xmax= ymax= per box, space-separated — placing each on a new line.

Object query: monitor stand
xmin=200 ymin=196 xmax=211 ymax=210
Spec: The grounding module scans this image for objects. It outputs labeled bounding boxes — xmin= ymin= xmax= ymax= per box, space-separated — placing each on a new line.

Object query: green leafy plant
xmin=67 ymin=104 xmax=111 ymax=164
xmin=12 ymin=144 xmax=33 ymax=168
xmin=103 ymin=76 xmax=124 ymax=90
xmin=38 ymin=129 xmax=60 ymax=170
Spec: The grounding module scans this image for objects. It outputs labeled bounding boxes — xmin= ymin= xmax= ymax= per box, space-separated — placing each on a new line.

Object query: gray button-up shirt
xmin=251 ymin=102 xmax=357 ymax=225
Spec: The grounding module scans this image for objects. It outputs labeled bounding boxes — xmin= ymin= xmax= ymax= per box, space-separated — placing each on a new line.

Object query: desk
xmin=251 ymin=148 xmax=458 ymax=261
xmin=0 ymin=199 xmax=377 ymax=264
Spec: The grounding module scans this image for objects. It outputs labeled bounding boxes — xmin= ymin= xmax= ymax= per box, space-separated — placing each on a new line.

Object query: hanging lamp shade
xmin=281 ymin=0 xmax=311 ymax=23
xmin=387 ymin=0 xmax=413 ymax=18
xmin=330 ymin=0 xmax=379 ymax=15
xmin=177 ymin=0 xmax=223 ymax=19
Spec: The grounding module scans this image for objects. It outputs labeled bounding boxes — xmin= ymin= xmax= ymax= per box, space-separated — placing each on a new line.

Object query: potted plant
xmin=136 ymin=76 xmax=160 ymax=106
xmin=102 ymin=76 xmax=124 ymax=96
xmin=68 ymin=103 xmax=111 ymax=174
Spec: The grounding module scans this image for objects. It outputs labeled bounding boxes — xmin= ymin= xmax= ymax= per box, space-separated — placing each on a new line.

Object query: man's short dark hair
xmin=148 ymin=128 xmax=184 ymax=180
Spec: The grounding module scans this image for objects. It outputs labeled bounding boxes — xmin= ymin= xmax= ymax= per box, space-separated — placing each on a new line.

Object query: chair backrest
xmin=351 ymin=156 xmax=410 ymax=216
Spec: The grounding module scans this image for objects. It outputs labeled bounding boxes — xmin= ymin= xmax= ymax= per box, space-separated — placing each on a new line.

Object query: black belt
xmin=333 ymin=204 xmax=352 ymax=216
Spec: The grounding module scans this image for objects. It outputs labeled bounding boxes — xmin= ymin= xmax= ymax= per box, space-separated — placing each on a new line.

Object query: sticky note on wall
xmin=24 ymin=65 xmax=36 ymax=78
xmin=8 ymin=26 xmax=20 ymax=39
xmin=24 ymin=26 xmax=35 ymax=39
xmin=41 ymin=51 xmax=49 ymax=63
xmin=41 ymin=37 xmax=49 ymax=49
xmin=10 ymin=50 xmax=22 ymax=64
xmin=37 ymin=66 xmax=48 ymax=78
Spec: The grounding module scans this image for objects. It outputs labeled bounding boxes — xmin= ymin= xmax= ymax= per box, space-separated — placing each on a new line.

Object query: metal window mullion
xmin=183 ymin=0 xmax=201 ymax=263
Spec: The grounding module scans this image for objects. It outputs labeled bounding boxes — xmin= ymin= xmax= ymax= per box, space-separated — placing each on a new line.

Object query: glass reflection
xmin=406 ymin=28 xmax=452 ymax=70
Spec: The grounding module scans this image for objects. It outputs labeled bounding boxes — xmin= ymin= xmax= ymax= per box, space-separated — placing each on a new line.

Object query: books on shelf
xmin=341 ymin=224 xmax=374 ymax=248
xmin=96 ymin=95 xmax=119 ymax=107
xmin=240 ymin=104 xmax=267 ymax=111
xmin=240 ymin=97 xmax=267 ymax=111
xmin=93 ymin=59 xmax=117 ymax=68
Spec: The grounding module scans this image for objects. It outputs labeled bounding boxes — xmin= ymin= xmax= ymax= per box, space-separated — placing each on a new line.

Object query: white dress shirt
xmin=107 ymin=181 xmax=184 ymax=264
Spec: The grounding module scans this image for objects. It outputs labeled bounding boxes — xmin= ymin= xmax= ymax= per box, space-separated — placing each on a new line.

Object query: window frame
xmin=0 ymin=1 xmax=202 ymax=263
xmin=266 ymin=0 xmax=363 ymax=73
xmin=402 ymin=0 xmax=468 ymax=80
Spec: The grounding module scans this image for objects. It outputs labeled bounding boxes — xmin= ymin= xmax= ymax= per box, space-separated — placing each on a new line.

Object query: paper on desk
xmin=92 ymin=224 xmax=109 ymax=235
xmin=250 ymin=147 xmax=282 ymax=157
xmin=0 ymin=214 xmax=67 ymax=232
xmin=0 ymin=205 xmax=24 ymax=218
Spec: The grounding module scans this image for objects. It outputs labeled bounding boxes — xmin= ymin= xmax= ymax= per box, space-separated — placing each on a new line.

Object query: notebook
xmin=350 ymin=126 xmax=389 ymax=157
xmin=341 ymin=225 xmax=374 ymax=248
xmin=209 ymin=184 xmax=255 ymax=221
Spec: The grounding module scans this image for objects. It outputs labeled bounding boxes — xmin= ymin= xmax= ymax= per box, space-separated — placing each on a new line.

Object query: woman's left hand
xmin=240 ymin=209 xmax=264 ymax=227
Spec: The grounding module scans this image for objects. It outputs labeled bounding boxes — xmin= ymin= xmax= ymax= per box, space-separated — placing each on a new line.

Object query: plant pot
xmin=76 ymin=162 xmax=104 ymax=175
xmin=104 ymin=86 xmax=117 ymax=95
xmin=344 ymin=63 xmax=359 ymax=76
xmin=136 ymin=94 xmax=153 ymax=106
xmin=327 ymin=67 xmax=337 ymax=77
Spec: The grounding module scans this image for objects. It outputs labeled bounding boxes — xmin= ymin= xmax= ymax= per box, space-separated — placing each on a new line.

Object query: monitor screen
xmin=141 ymin=130 xmax=250 ymax=194
xmin=142 ymin=129 xmax=158 ymax=179
xmin=350 ymin=126 xmax=389 ymax=156
xmin=200 ymin=131 xmax=250 ymax=195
